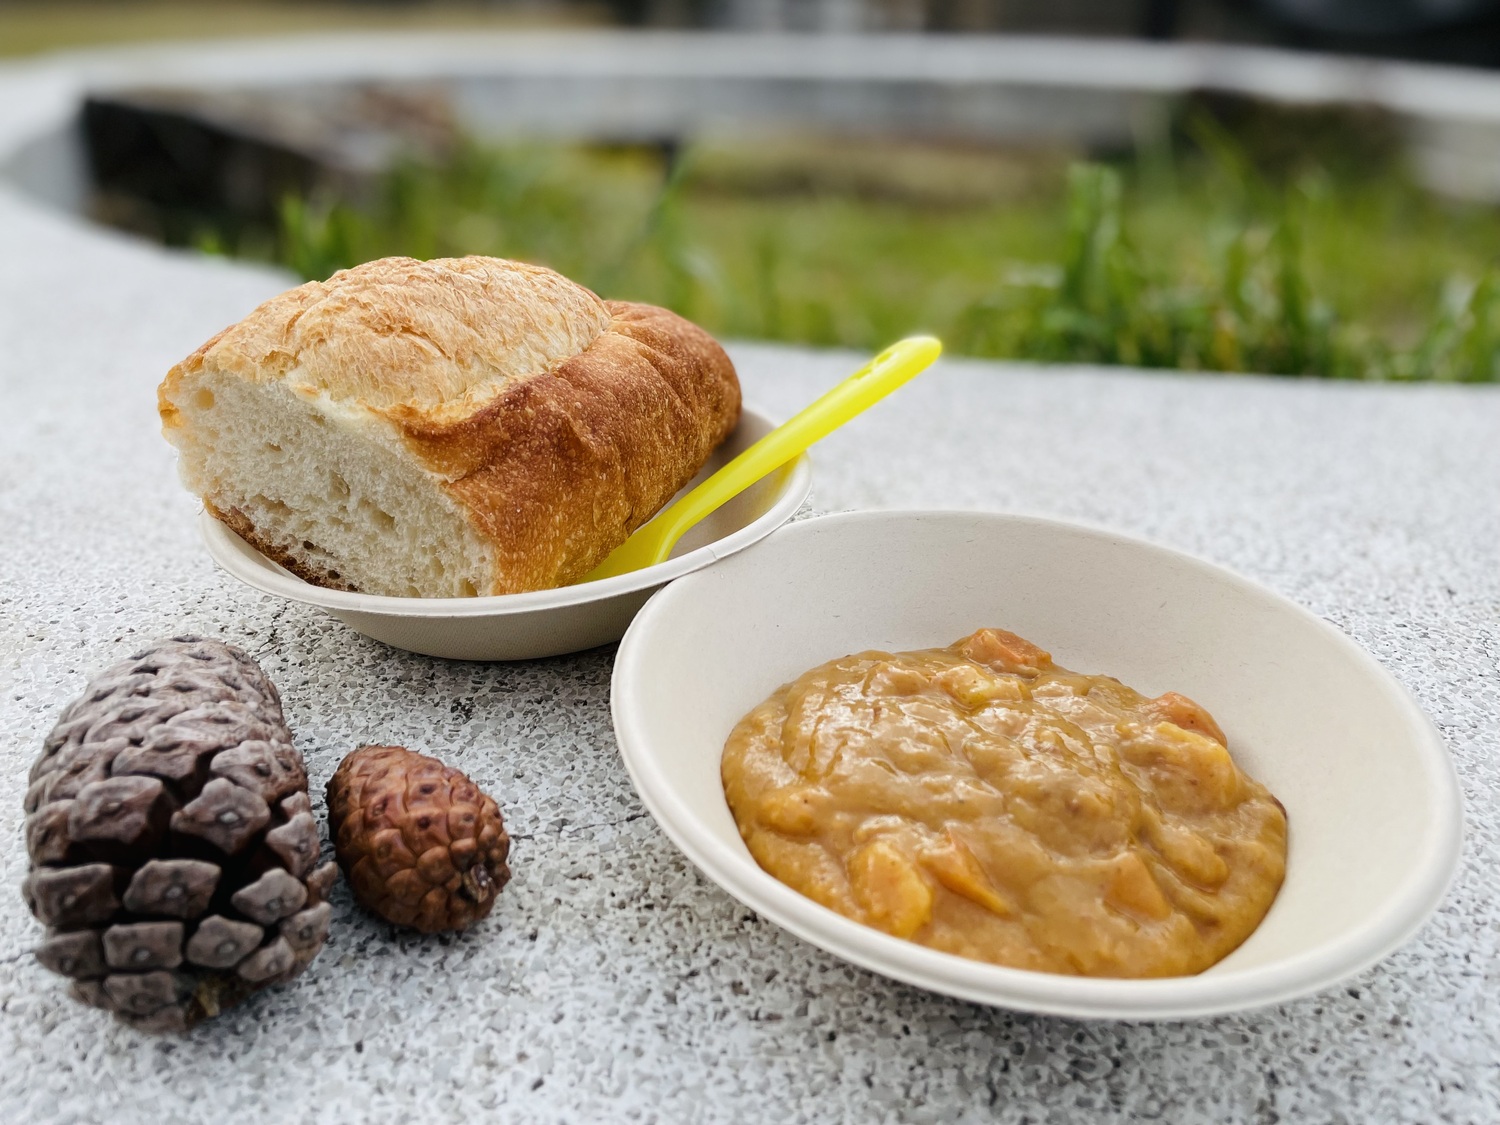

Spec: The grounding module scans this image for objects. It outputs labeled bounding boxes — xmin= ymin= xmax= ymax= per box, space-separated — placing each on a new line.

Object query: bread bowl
xmin=159 ymin=255 xmax=741 ymax=597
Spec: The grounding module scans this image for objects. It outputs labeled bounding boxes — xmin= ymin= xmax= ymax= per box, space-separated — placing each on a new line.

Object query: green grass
xmin=214 ymin=110 xmax=1500 ymax=381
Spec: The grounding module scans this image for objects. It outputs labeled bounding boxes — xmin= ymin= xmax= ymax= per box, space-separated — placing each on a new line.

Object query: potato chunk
xmin=849 ymin=839 xmax=934 ymax=938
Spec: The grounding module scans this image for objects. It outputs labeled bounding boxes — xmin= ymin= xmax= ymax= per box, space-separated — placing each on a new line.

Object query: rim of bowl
xmin=199 ymin=403 xmax=812 ymax=618
xmin=611 ymin=509 xmax=1466 ymax=1020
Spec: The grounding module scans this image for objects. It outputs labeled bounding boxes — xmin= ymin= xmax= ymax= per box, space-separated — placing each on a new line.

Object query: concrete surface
xmin=1 ymin=37 xmax=1499 ymax=1125
xmin=2 ymin=184 xmax=1498 ymax=1125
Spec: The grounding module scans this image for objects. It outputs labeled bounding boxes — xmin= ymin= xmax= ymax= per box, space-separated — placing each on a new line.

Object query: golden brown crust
xmin=167 ymin=256 xmax=612 ymax=422
xmin=400 ymin=301 xmax=742 ymax=593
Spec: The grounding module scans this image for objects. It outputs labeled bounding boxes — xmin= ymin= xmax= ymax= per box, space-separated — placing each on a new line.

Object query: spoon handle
xmin=605 ymin=335 xmax=942 ymax=576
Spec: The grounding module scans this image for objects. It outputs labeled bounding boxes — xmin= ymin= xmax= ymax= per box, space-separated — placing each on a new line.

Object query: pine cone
xmin=22 ymin=637 xmax=338 ymax=1032
xmin=327 ymin=745 xmax=510 ymax=933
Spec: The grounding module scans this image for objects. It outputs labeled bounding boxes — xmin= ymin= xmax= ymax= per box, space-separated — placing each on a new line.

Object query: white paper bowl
xmin=201 ymin=404 xmax=811 ymax=661
xmin=611 ymin=510 xmax=1463 ymax=1019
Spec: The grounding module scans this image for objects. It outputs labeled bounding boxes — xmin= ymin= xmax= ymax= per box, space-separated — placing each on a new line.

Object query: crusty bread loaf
xmin=159 ymin=256 xmax=741 ymax=596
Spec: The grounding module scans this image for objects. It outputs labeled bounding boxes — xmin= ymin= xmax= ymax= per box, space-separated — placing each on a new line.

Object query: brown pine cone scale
xmin=327 ymin=745 xmax=510 ymax=933
xmin=22 ymin=637 xmax=337 ymax=1032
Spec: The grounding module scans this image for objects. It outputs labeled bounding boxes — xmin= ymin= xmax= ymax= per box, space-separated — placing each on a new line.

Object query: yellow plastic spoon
xmin=581 ymin=335 xmax=942 ymax=583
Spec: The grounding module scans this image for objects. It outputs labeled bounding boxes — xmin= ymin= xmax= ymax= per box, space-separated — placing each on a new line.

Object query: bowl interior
xmin=612 ymin=510 xmax=1462 ymax=1017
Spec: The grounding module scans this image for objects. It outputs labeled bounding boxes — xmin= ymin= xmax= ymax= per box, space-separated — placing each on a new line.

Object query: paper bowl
xmin=611 ymin=510 xmax=1463 ymax=1019
xmin=201 ymin=404 xmax=811 ymax=660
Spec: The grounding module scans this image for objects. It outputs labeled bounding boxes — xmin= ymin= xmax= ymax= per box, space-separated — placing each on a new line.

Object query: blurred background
xmin=12 ymin=0 xmax=1500 ymax=56
xmin=6 ymin=0 xmax=1500 ymax=379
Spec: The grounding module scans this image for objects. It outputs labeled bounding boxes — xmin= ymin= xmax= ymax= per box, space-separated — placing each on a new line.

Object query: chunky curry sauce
xmin=721 ymin=629 xmax=1287 ymax=977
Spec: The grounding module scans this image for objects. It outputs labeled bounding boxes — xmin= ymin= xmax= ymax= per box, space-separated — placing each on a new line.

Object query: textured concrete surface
xmin=1 ymin=181 xmax=1498 ymax=1123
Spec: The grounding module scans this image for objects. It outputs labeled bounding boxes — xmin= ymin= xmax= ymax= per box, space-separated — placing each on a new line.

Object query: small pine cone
xmin=326 ymin=746 xmax=510 ymax=933
xmin=23 ymin=637 xmax=338 ymax=1032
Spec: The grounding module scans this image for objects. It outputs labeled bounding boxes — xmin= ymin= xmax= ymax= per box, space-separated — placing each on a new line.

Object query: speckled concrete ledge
xmin=1 ymin=173 xmax=1497 ymax=1121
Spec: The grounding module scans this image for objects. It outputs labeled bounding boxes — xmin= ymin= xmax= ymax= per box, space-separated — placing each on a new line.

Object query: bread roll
xmin=158 ymin=256 xmax=741 ymax=597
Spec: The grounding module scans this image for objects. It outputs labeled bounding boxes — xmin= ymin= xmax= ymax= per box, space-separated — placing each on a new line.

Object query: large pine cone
xmin=22 ymin=637 xmax=337 ymax=1032
xmin=327 ymin=745 xmax=510 ymax=933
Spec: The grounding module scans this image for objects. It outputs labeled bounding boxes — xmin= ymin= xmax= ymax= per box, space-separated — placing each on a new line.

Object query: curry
xmin=721 ymin=629 xmax=1287 ymax=977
